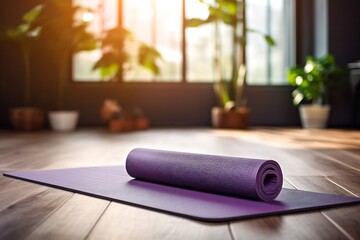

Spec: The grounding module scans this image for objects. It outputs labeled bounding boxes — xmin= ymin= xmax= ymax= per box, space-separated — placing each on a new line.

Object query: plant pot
xmin=10 ymin=107 xmax=44 ymax=131
xmin=299 ymin=104 xmax=330 ymax=129
xmin=48 ymin=111 xmax=79 ymax=132
xmin=212 ymin=107 xmax=250 ymax=129
xmin=109 ymin=118 xmax=134 ymax=132
xmin=135 ymin=117 xmax=150 ymax=130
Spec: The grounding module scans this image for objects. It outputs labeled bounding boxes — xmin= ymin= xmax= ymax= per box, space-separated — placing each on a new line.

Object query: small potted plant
xmin=2 ymin=4 xmax=44 ymax=131
xmin=186 ymin=0 xmax=274 ymax=129
xmin=38 ymin=0 xmax=97 ymax=131
xmin=287 ymin=54 xmax=344 ymax=128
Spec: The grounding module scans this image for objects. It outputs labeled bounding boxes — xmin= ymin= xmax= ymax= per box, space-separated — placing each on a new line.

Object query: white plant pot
xmin=299 ymin=104 xmax=330 ymax=129
xmin=48 ymin=111 xmax=79 ymax=132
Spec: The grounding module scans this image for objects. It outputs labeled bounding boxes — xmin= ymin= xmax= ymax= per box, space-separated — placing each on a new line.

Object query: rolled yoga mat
xmin=4 ymin=148 xmax=360 ymax=221
xmin=126 ymin=148 xmax=283 ymax=201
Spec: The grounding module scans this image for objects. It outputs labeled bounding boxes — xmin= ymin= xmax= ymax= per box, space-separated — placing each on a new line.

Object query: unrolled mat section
xmin=3 ymin=148 xmax=360 ymax=221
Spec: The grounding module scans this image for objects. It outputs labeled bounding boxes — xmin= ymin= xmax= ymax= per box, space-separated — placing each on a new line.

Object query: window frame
xmin=71 ymin=0 xmax=296 ymax=86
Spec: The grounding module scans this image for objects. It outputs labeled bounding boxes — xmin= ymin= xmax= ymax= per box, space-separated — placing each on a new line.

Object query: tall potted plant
xmin=92 ymin=26 xmax=162 ymax=132
xmin=287 ymin=54 xmax=344 ymax=128
xmin=2 ymin=4 xmax=44 ymax=131
xmin=186 ymin=0 xmax=274 ymax=129
xmin=37 ymin=0 xmax=97 ymax=131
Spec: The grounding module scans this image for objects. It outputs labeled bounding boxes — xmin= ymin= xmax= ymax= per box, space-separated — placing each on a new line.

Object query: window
xmin=73 ymin=0 xmax=295 ymax=85
xmin=73 ymin=0 xmax=118 ymax=81
xmin=123 ymin=0 xmax=182 ymax=82
xmin=246 ymin=0 xmax=296 ymax=85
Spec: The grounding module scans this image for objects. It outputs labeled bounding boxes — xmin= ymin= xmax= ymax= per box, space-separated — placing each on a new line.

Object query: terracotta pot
xmin=109 ymin=118 xmax=134 ymax=132
xmin=211 ymin=107 xmax=250 ymax=129
xmin=135 ymin=117 xmax=150 ymax=130
xmin=10 ymin=107 xmax=44 ymax=131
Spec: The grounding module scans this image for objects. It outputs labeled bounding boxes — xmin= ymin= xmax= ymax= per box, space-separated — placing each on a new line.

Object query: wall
xmin=0 ymin=0 xmax=359 ymax=128
xmin=327 ymin=0 xmax=360 ymax=127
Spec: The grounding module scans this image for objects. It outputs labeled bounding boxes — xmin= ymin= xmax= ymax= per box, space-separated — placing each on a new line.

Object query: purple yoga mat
xmin=126 ymin=148 xmax=283 ymax=201
xmin=3 ymin=166 xmax=360 ymax=222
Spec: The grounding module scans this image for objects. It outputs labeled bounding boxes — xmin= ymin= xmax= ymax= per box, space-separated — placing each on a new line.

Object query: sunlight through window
xmin=72 ymin=0 xmax=295 ymax=85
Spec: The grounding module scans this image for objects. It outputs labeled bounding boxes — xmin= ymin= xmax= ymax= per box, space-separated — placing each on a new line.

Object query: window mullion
xmin=118 ymin=0 xmax=124 ymax=83
xmin=182 ymin=0 xmax=187 ymax=83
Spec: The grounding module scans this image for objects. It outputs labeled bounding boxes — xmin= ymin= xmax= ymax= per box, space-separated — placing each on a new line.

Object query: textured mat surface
xmin=4 ymin=166 xmax=360 ymax=222
xmin=126 ymin=148 xmax=283 ymax=201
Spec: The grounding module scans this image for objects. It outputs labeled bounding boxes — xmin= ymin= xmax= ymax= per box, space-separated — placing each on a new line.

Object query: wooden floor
xmin=0 ymin=127 xmax=359 ymax=240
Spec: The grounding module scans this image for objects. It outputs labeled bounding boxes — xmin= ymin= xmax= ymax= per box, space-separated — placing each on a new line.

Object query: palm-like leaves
xmin=1 ymin=4 xmax=43 ymax=106
xmin=186 ymin=0 xmax=238 ymax=27
xmin=185 ymin=0 xmax=274 ymax=108
xmin=36 ymin=0 xmax=97 ymax=53
xmin=138 ymin=43 xmax=162 ymax=75
xmin=34 ymin=0 xmax=97 ymax=110
xmin=93 ymin=26 xmax=162 ymax=80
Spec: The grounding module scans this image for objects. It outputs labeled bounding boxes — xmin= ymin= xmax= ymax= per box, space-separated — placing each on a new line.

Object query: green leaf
xmin=93 ymin=52 xmax=118 ymax=69
xmin=287 ymin=68 xmax=304 ymax=86
xmin=219 ymin=0 xmax=237 ymax=15
xmin=235 ymin=64 xmax=246 ymax=105
xmin=214 ymin=80 xmax=230 ymax=107
xmin=247 ymin=28 xmax=276 ymax=46
xmin=264 ymin=35 xmax=275 ymax=46
xmin=137 ymin=43 xmax=162 ymax=75
xmin=23 ymin=5 xmax=43 ymax=23
xmin=18 ymin=23 xmax=30 ymax=33
xmin=185 ymin=18 xmax=210 ymax=27
xmin=292 ymin=90 xmax=304 ymax=106
xmin=99 ymin=64 xmax=119 ymax=78
xmin=72 ymin=24 xmax=97 ymax=52
xmin=6 ymin=27 xmax=21 ymax=40
xmin=101 ymin=26 xmax=133 ymax=47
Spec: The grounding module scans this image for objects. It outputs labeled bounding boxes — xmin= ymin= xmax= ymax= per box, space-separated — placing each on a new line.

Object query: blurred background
xmin=0 ymin=0 xmax=359 ymax=129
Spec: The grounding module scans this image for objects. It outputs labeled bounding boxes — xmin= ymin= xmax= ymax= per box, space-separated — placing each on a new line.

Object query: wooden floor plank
xmin=285 ymin=176 xmax=357 ymax=197
xmin=26 ymin=194 xmax=109 ymax=240
xmin=322 ymin=205 xmax=360 ymax=240
xmin=230 ymin=178 xmax=348 ymax=240
xmin=259 ymin=128 xmax=360 ymax=149
xmin=312 ymin=149 xmax=360 ymax=172
xmin=0 ymin=188 xmax=72 ymax=240
xmin=286 ymin=176 xmax=360 ymax=240
xmin=206 ymin=129 xmax=359 ymax=176
xmin=230 ymin=212 xmax=348 ymax=240
xmin=322 ymin=176 xmax=360 ymax=240
xmin=326 ymin=176 xmax=360 ymax=197
xmin=0 ymin=176 xmax=47 ymax=211
xmin=285 ymin=149 xmax=359 ymax=176
xmin=0 ymin=128 xmax=359 ymax=239
xmin=87 ymin=202 xmax=232 ymax=240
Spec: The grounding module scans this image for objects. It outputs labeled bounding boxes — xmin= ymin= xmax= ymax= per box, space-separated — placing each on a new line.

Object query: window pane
xmin=72 ymin=0 xmax=294 ymax=84
xmin=73 ymin=0 xmax=118 ymax=82
xmin=185 ymin=0 xmax=214 ymax=82
xmin=186 ymin=0 xmax=294 ymax=85
xmin=123 ymin=0 xmax=182 ymax=82
xmin=247 ymin=0 xmax=293 ymax=85
xmin=186 ymin=0 xmax=233 ymax=82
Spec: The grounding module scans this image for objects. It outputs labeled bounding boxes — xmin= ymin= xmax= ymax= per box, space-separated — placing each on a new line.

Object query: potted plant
xmin=287 ymin=54 xmax=344 ymax=128
xmin=92 ymin=26 xmax=162 ymax=81
xmin=92 ymin=26 xmax=161 ymax=132
xmin=1 ymin=4 xmax=45 ymax=131
xmin=185 ymin=0 xmax=274 ymax=129
xmin=38 ymin=0 xmax=97 ymax=131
